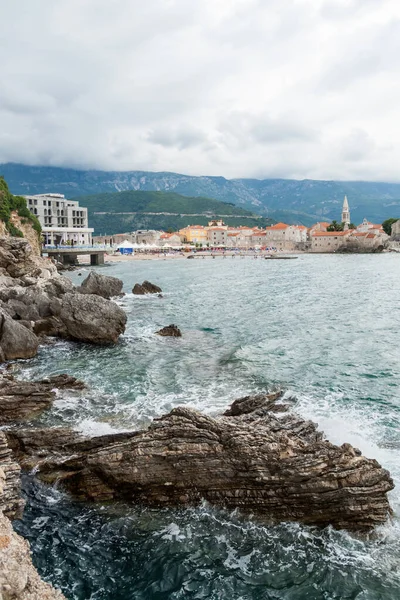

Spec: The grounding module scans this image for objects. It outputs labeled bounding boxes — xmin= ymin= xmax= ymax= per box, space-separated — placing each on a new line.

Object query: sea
xmin=11 ymin=253 xmax=400 ymax=600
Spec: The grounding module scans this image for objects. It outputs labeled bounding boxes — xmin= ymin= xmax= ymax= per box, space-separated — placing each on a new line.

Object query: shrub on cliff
xmin=0 ymin=176 xmax=41 ymax=236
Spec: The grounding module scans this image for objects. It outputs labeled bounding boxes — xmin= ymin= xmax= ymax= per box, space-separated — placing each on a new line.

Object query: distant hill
xmin=69 ymin=190 xmax=273 ymax=235
xmin=2 ymin=163 xmax=400 ymax=225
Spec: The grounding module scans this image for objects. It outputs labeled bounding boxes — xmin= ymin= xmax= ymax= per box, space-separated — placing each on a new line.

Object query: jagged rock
xmin=0 ymin=237 xmax=57 ymax=280
xmin=132 ymin=280 xmax=162 ymax=295
xmin=0 ymin=432 xmax=24 ymax=520
xmin=0 ymin=433 xmax=65 ymax=599
xmin=6 ymin=394 xmax=394 ymax=531
xmin=78 ymin=271 xmax=124 ymax=299
xmin=0 ymin=373 xmax=86 ymax=424
xmin=142 ymin=280 xmax=162 ymax=293
xmin=132 ymin=283 xmax=146 ymax=295
xmin=0 ymin=513 xmax=66 ymax=599
xmin=156 ymin=324 xmax=182 ymax=337
xmin=55 ymin=292 xmax=127 ymax=344
xmin=0 ymin=310 xmax=39 ymax=360
xmin=36 ymin=373 xmax=86 ymax=390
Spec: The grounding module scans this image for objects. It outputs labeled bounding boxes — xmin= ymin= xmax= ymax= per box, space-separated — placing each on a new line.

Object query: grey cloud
xmin=0 ymin=0 xmax=400 ymax=180
xmin=146 ymin=126 xmax=208 ymax=150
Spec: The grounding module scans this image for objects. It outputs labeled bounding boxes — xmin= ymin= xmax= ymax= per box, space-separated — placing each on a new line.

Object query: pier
xmin=43 ymin=246 xmax=107 ymax=266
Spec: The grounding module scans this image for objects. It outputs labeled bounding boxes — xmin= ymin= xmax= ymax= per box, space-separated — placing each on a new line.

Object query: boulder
xmin=132 ymin=283 xmax=146 ymax=295
xmin=6 ymin=393 xmax=394 ymax=531
xmin=78 ymin=271 xmax=123 ymax=299
xmin=156 ymin=324 xmax=182 ymax=337
xmin=56 ymin=292 xmax=127 ymax=344
xmin=0 ymin=311 xmax=39 ymax=360
xmin=132 ymin=280 xmax=162 ymax=295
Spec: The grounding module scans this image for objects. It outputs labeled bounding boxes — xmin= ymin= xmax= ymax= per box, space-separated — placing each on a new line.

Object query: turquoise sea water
xmin=13 ymin=254 xmax=400 ymax=599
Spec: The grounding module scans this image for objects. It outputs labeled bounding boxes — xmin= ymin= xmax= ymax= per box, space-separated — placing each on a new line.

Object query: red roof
xmin=269 ymin=222 xmax=289 ymax=230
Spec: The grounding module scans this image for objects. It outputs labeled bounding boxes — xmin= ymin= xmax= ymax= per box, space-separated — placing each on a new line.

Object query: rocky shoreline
xmin=0 ymin=236 xmax=396 ymax=598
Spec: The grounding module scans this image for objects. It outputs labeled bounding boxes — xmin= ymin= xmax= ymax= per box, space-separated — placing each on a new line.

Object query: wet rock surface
xmin=133 ymin=280 xmax=162 ymax=295
xmin=156 ymin=324 xmax=182 ymax=337
xmin=6 ymin=393 xmax=394 ymax=531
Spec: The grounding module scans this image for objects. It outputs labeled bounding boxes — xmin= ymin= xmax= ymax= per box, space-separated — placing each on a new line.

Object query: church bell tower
xmin=341 ymin=195 xmax=350 ymax=227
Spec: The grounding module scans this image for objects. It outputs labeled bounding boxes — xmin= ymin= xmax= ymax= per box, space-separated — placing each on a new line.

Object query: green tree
xmin=327 ymin=220 xmax=344 ymax=232
xmin=382 ymin=218 xmax=399 ymax=236
xmin=348 ymin=223 xmax=356 ymax=230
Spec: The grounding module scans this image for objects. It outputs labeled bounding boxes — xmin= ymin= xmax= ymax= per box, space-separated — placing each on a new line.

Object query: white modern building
xmin=24 ymin=193 xmax=94 ymax=245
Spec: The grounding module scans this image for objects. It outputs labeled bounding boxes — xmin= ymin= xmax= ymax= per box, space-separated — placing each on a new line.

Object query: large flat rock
xmin=7 ymin=393 xmax=394 ymax=531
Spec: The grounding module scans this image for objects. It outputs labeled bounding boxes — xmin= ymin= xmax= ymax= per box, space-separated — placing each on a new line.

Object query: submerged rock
xmin=6 ymin=393 xmax=394 ymax=531
xmin=78 ymin=271 xmax=124 ymax=299
xmin=156 ymin=324 xmax=182 ymax=337
xmin=132 ymin=280 xmax=162 ymax=295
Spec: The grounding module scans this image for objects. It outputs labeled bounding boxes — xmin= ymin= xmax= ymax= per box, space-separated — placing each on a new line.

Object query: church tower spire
xmin=341 ymin=195 xmax=350 ymax=226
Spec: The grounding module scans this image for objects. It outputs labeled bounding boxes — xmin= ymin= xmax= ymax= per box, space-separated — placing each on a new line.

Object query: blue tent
xmin=117 ymin=240 xmax=134 ymax=255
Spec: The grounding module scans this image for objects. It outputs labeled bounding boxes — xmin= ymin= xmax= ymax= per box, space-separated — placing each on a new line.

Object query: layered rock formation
xmin=0 ymin=237 xmax=127 ymax=358
xmin=6 ymin=393 xmax=394 ymax=531
xmin=0 ymin=373 xmax=86 ymax=424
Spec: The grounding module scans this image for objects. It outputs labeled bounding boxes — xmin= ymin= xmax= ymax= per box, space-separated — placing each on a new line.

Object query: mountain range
xmin=2 ymin=163 xmax=400 ymax=226
xmin=68 ymin=190 xmax=272 ymax=235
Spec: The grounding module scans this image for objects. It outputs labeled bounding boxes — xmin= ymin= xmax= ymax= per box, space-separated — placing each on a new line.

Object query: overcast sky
xmin=1 ymin=0 xmax=400 ymax=180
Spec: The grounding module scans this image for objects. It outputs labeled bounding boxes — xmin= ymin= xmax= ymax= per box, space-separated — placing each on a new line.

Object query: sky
xmin=1 ymin=0 xmax=400 ymax=181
